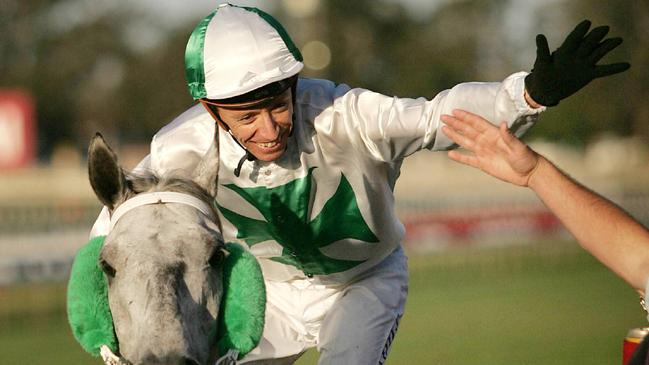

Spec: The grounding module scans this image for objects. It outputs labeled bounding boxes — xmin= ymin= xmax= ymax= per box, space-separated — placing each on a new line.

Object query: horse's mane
xmin=125 ymin=170 xmax=218 ymax=219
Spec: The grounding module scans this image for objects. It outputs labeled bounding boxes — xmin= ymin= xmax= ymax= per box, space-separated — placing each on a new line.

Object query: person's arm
xmin=334 ymin=20 xmax=628 ymax=162
xmin=328 ymin=73 xmax=541 ymax=163
xmin=441 ymin=109 xmax=649 ymax=292
xmin=530 ymin=156 xmax=649 ymax=292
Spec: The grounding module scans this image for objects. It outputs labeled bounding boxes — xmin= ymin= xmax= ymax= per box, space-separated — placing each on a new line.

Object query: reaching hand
xmin=441 ymin=110 xmax=540 ymax=187
xmin=524 ymin=19 xmax=631 ymax=106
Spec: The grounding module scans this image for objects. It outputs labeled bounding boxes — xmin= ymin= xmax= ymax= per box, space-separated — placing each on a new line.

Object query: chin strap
xmin=233 ymin=150 xmax=255 ymax=178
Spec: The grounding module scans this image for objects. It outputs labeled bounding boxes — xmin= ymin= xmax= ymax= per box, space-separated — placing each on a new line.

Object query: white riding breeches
xmin=240 ymin=247 xmax=408 ymax=364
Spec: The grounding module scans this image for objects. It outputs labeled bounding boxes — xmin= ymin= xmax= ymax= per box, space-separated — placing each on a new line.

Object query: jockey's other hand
xmin=524 ymin=19 xmax=630 ymax=107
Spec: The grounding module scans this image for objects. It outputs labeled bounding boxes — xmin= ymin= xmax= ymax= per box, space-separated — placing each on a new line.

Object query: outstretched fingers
xmin=441 ymin=112 xmax=477 ymax=139
xmin=441 ymin=112 xmax=479 ymax=146
xmin=443 ymin=110 xmax=542 ymax=186
xmin=577 ymin=25 xmax=610 ymax=57
xmin=447 ymin=149 xmax=479 ymax=169
xmin=441 ymin=112 xmax=481 ymax=167
xmin=560 ymin=19 xmax=592 ymax=51
xmin=442 ymin=110 xmax=501 ymax=152
xmin=450 ymin=109 xmax=491 ymax=133
xmin=589 ymin=37 xmax=624 ymax=64
xmin=441 ymin=123 xmax=475 ymax=150
xmin=594 ymin=62 xmax=631 ymax=78
xmin=535 ymin=34 xmax=552 ymax=64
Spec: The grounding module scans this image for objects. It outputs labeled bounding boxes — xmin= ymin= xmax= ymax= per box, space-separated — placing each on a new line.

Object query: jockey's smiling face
xmin=209 ymin=89 xmax=293 ymax=162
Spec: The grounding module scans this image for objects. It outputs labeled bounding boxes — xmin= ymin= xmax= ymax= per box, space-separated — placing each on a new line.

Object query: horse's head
xmin=88 ymin=133 xmax=223 ymax=365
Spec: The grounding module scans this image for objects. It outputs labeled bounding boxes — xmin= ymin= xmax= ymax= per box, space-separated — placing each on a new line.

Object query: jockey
xmin=90 ymin=4 xmax=629 ymax=364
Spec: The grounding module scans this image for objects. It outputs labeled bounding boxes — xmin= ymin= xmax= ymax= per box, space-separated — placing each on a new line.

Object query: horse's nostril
xmin=183 ymin=358 xmax=200 ymax=365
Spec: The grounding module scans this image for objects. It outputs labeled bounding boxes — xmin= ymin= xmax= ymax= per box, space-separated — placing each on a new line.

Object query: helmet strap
xmin=289 ymin=79 xmax=298 ymax=137
xmin=200 ymin=100 xmax=231 ymax=133
xmin=200 ymin=100 xmax=256 ymax=177
xmin=233 ymin=150 xmax=255 ymax=178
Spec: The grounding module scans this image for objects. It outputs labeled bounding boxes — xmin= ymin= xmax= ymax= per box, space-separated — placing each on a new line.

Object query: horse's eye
xmin=208 ymin=249 xmax=225 ymax=267
xmin=99 ymin=258 xmax=116 ymax=278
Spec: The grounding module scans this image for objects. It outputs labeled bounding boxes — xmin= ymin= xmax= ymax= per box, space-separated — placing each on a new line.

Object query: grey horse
xmin=88 ymin=133 xmax=225 ymax=365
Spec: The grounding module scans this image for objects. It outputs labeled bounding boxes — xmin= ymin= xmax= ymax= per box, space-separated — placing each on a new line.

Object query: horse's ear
xmin=88 ymin=133 xmax=129 ymax=211
xmin=193 ymin=127 xmax=219 ymax=197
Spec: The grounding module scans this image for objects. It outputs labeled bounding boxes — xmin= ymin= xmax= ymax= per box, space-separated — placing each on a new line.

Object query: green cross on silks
xmin=217 ymin=168 xmax=379 ymax=276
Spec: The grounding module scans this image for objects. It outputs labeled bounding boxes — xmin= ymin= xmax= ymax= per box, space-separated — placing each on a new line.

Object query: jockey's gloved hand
xmin=524 ymin=19 xmax=631 ymax=107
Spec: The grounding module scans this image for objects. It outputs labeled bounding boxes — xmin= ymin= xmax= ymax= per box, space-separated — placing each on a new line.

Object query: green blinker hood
xmin=66 ymin=236 xmax=266 ymax=361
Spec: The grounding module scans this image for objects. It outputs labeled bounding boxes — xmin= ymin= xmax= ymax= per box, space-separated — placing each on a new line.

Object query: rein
xmin=109 ymin=191 xmax=217 ymax=231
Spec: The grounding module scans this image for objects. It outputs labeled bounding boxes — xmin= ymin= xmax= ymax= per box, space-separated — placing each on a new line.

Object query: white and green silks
xmin=91 ymin=72 xmax=545 ymax=285
xmin=185 ymin=4 xmax=303 ymax=101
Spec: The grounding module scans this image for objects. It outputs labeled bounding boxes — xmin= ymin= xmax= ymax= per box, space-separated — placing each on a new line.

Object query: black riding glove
xmin=524 ymin=19 xmax=630 ymax=107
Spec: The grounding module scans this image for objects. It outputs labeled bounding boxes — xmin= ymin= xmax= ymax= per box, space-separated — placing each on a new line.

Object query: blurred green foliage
xmin=0 ymin=0 xmax=646 ymax=159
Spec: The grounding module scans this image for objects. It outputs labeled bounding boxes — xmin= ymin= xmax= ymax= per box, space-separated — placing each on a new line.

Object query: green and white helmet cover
xmin=185 ymin=3 xmax=304 ymax=101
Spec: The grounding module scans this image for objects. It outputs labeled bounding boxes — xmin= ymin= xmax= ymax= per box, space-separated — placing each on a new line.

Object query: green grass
xmin=389 ymin=243 xmax=644 ymax=365
xmin=0 ymin=283 xmax=103 ymax=365
xmin=1 ymin=241 xmax=644 ymax=365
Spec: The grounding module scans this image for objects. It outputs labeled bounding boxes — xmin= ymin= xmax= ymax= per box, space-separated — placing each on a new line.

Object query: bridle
xmin=109 ymin=191 xmax=217 ymax=231
xmin=101 ymin=191 xmax=237 ymax=365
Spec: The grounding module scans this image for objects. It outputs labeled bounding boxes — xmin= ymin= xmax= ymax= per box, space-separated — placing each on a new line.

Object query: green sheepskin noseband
xmin=67 ymin=236 xmax=266 ymax=361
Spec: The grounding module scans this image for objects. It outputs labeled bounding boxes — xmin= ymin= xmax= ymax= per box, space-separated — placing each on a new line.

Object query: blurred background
xmin=1 ymin=0 xmax=648 ymax=364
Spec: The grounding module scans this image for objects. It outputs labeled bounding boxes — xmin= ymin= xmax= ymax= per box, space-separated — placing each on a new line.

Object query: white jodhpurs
xmin=240 ymin=247 xmax=408 ymax=365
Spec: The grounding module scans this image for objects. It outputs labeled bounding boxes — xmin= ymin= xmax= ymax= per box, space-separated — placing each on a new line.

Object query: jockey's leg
xmin=317 ymin=247 xmax=408 ymax=365
xmin=239 ymin=277 xmax=341 ymax=364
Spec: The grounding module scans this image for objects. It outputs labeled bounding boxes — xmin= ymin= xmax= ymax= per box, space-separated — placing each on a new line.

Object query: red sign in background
xmin=0 ymin=91 xmax=36 ymax=169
